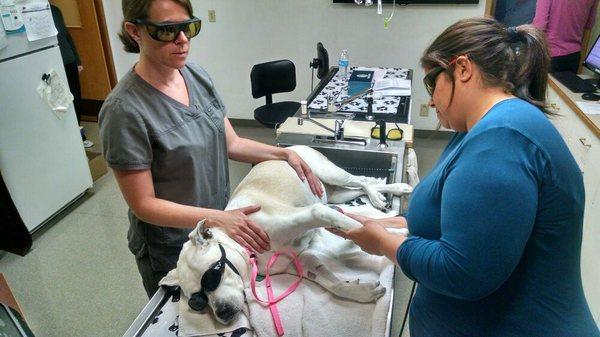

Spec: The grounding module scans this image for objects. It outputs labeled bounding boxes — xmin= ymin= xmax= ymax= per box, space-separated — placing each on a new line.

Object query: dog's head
xmin=161 ymin=222 xmax=247 ymax=324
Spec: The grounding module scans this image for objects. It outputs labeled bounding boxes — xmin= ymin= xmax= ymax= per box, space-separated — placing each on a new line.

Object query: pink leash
xmin=247 ymin=248 xmax=303 ymax=336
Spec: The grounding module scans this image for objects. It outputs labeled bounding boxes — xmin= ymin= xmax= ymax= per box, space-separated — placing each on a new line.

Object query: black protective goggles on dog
xmin=132 ymin=17 xmax=201 ymax=42
xmin=188 ymin=243 xmax=240 ymax=311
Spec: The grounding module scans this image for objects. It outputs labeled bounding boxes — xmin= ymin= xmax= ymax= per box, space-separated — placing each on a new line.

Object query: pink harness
xmin=246 ymin=249 xmax=303 ymax=336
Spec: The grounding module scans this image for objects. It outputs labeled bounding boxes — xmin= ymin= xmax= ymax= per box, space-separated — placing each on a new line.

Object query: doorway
xmin=50 ymin=0 xmax=116 ymax=121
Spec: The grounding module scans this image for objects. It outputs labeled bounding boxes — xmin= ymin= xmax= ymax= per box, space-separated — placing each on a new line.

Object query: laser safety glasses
xmin=423 ymin=56 xmax=461 ymax=97
xmin=370 ymin=125 xmax=403 ymax=141
xmin=188 ymin=243 xmax=240 ymax=311
xmin=132 ymin=17 xmax=202 ymax=42
xmin=423 ymin=67 xmax=445 ymax=97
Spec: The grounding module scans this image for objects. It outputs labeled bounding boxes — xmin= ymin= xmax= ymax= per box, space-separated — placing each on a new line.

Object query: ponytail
xmin=512 ymin=25 xmax=551 ymax=114
xmin=421 ymin=17 xmax=553 ymax=116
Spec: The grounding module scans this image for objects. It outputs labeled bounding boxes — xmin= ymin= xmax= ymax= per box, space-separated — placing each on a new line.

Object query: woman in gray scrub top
xmin=98 ymin=0 xmax=322 ymax=298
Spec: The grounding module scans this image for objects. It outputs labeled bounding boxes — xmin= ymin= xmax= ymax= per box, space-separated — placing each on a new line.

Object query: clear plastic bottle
xmin=300 ymin=100 xmax=308 ymax=116
xmin=338 ymin=49 xmax=349 ymax=79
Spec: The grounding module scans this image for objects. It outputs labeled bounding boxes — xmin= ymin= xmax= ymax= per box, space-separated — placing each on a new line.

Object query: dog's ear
xmin=201 ymin=227 xmax=213 ymax=240
xmin=160 ymin=269 xmax=180 ymax=287
xmin=189 ymin=220 xmax=206 ymax=245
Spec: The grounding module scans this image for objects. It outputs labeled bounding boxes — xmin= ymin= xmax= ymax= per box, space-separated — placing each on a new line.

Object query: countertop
xmin=548 ymin=76 xmax=600 ymax=138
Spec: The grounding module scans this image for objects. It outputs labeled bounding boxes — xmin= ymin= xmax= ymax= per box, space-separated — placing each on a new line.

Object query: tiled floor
xmin=0 ymin=121 xmax=449 ymax=337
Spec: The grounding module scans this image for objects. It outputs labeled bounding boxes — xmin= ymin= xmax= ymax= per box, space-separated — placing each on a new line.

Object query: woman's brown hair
xmin=421 ymin=17 xmax=552 ymax=115
xmin=119 ymin=0 xmax=194 ymax=53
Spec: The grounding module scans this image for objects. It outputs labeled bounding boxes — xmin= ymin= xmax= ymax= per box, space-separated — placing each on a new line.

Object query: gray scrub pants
xmin=135 ymin=254 xmax=169 ymax=299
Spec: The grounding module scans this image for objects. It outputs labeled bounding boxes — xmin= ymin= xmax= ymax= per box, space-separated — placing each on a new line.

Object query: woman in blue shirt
xmin=336 ymin=18 xmax=599 ymax=336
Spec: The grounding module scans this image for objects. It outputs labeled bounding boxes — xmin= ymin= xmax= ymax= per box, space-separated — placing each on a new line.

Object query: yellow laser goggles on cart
xmin=370 ymin=124 xmax=404 ymax=141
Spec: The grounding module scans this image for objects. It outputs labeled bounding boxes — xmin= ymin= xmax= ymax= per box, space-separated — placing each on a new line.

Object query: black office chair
xmin=250 ymin=60 xmax=300 ymax=128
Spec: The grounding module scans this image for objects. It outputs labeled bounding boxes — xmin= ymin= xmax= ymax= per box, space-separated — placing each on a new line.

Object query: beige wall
xmin=101 ymin=0 xmax=486 ymax=130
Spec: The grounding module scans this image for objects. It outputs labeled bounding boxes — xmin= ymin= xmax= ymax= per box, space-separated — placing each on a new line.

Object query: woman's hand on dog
xmin=206 ymin=205 xmax=271 ymax=253
xmin=286 ymin=150 xmax=323 ymax=198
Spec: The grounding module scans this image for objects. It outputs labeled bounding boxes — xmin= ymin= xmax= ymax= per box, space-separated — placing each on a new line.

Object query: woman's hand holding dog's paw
xmin=337 ymin=213 xmax=407 ymax=262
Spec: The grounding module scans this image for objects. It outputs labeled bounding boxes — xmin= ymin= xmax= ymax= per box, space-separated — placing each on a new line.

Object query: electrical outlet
xmin=419 ymin=104 xmax=429 ymax=117
xmin=208 ymin=10 xmax=216 ymax=22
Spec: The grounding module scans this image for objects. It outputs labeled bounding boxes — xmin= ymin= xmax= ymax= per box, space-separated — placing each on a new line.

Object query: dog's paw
xmin=388 ymin=183 xmax=413 ymax=196
xmin=313 ymin=205 xmax=362 ymax=231
xmin=331 ymin=279 xmax=386 ymax=303
xmin=332 ymin=216 xmax=362 ymax=231
xmin=369 ymin=194 xmax=387 ymax=209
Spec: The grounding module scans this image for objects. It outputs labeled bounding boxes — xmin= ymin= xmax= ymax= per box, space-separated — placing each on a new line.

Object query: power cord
xmin=384 ymin=0 xmax=397 ymax=28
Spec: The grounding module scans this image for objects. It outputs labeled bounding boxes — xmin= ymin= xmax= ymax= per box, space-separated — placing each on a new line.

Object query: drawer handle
xmin=579 ymin=138 xmax=592 ymax=148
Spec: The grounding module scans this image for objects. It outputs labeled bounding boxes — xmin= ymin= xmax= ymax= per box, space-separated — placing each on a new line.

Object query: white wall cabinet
xmin=547 ymin=84 xmax=600 ymax=325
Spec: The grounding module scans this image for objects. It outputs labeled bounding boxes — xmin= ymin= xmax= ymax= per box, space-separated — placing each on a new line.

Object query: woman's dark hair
xmin=119 ymin=0 xmax=194 ymax=53
xmin=421 ymin=17 xmax=552 ymax=115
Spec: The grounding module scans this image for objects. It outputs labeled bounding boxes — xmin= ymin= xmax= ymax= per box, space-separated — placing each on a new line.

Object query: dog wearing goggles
xmin=161 ymin=145 xmax=412 ymax=324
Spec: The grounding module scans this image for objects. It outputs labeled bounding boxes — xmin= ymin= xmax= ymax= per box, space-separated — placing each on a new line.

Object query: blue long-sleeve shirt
xmin=398 ymin=98 xmax=599 ymax=337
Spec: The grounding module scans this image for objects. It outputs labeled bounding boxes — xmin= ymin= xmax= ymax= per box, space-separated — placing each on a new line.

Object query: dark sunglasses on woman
xmin=132 ymin=17 xmax=202 ymax=42
xmin=423 ymin=56 xmax=460 ymax=96
xmin=423 ymin=67 xmax=445 ymax=97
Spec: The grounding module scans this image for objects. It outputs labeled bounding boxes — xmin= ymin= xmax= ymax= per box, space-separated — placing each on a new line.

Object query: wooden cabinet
xmin=547 ymin=83 xmax=600 ymax=325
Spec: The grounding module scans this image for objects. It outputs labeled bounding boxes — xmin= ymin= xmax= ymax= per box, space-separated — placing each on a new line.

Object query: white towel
xmin=138 ymin=290 xmax=254 ymax=337
xmin=406 ymin=148 xmax=419 ymax=187
xmin=244 ymin=229 xmax=395 ymax=337
xmin=176 ymin=293 xmax=252 ymax=337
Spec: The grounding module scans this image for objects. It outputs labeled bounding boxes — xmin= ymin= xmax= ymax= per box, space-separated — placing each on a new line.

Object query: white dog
xmin=161 ymin=145 xmax=412 ymax=324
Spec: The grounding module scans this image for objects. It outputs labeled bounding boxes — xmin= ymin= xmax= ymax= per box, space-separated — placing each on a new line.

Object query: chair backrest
xmin=250 ymin=60 xmax=296 ymax=104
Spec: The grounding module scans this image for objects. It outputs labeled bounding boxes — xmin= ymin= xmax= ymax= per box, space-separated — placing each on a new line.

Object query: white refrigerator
xmin=0 ymin=29 xmax=92 ymax=232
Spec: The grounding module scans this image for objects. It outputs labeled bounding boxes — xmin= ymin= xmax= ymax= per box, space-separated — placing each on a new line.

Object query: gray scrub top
xmin=98 ymin=63 xmax=230 ymax=272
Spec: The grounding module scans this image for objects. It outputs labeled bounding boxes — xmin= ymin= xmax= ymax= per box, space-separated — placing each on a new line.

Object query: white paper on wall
xmin=37 ymin=69 xmax=74 ymax=119
xmin=0 ymin=20 xmax=7 ymax=50
xmin=0 ymin=3 xmax=25 ymax=32
xmin=20 ymin=2 xmax=57 ymax=41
